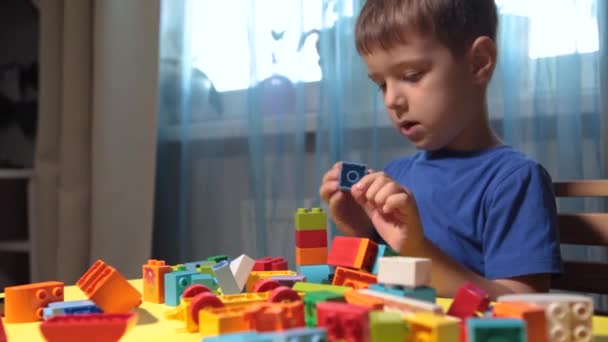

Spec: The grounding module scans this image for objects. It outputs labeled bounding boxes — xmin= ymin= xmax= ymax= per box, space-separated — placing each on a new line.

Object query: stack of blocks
xmin=294 ymin=208 xmax=332 ymax=283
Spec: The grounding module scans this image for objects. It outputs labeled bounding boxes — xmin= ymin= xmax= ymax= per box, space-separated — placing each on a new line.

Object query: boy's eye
xmin=377 ymin=82 xmax=387 ymax=93
xmin=401 ymin=72 xmax=423 ymax=82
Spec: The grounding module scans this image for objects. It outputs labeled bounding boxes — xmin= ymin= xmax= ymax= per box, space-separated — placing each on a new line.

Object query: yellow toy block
xmin=404 ymin=312 xmax=460 ymax=342
xmin=199 ymin=305 xmax=250 ymax=338
xmin=165 ymin=296 xmax=198 ymax=332
xmin=246 ymin=271 xmax=297 ymax=292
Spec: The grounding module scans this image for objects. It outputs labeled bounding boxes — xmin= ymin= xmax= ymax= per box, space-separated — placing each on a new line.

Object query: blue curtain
xmin=154 ymin=0 xmax=605 ymax=306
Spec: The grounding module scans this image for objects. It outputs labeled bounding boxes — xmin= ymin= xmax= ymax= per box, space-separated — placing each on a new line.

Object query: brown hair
xmin=355 ymin=0 xmax=498 ymax=56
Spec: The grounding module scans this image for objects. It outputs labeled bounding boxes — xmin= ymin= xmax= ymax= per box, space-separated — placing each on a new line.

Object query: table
xmin=3 ymin=279 xmax=608 ymax=341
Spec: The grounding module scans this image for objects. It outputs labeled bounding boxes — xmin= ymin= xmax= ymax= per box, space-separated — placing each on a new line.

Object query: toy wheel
xmin=252 ymin=279 xmax=281 ymax=293
xmin=268 ymin=286 xmax=300 ymax=303
xmin=182 ymin=284 xmax=212 ymax=299
xmin=189 ymin=292 xmax=223 ymax=324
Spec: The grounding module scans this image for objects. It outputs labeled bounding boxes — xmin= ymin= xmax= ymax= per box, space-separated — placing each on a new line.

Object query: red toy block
xmin=316 ymin=302 xmax=370 ymax=342
xmin=296 ymin=230 xmax=328 ymax=248
xmin=0 ymin=316 xmax=6 ymax=342
xmin=142 ymin=259 xmax=172 ymax=303
xmin=253 ymin=257 xmax=289 ymax=271
xmin=77 ymin=260 xmax=142 ymax=313
xmin=253 ymin=279 xmax=282 ymax=293
xmin=39 ymin=312 xmax=138 ymax=342
xmin=243 ymin=301 xmax=305 ymax=332
xmin=327 ymin=237 xmax=378 ymax=271
xmin=4 ymin=281 xmax=64 ymax=323
xmin=332 ymin=267 xmax=377 ymax=289
xmin=447 ymin=281 xmax=490 ymax=320
xmin=270 ymin=257 xmax=288 ymax=271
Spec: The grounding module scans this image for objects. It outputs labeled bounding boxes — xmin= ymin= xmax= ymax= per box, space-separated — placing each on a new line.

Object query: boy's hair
xmin=355 ymin=0 xmax=498 ymax=57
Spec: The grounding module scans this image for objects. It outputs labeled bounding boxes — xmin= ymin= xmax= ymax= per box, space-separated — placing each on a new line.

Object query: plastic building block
xmin=142 ymin=259 xmax=172 ymax=303
xmin=405 ymin=312 xmax=460 ymax=342
xmin=43 ymin=300 xmax=102 ymax=320
xmin=371 ymin=244 xmax=398 ymax=275
xmin=0 ymin=316 xmax=5 ymax=342
xmin=356 ymin=289 xmax=443 ymax=315
xmin=230 ymin=254 xmax=256 ymax=291
xmin=292 ymin=282 xmax=351 ymax=295
xmin=332 ymin=267 xmax=377 ymax=289
xmin=368 ymin=283 xmax=436 ymax=303
xmin=316 ymin=301 xmax=370 ymax=342
xmin=172 ymin=264 xmax=187 ymax=271
xmin=202 ymin=331 xmax=263 ymax=342
xmin=244 ymin=301 xmax=306 ymax=332
xmin=166 ymin=287 xmax=221 ymax=333
xmin=253 ymin=279 xmax=282 ymax=293
xmin=296 ymin=265 xmax=332 ymax=284
xmin=192 ymin=273 xmax=220 ymax=294
xmin=296 ymin=247 xmax=328 ymax=265
xmin=270 ymin=257 xmax=288 ymax=271
xmin=339 ymin=162 xmax=368 ymax=190
xmin=303 ymin=291 xmax=346 ymax=327
xmin=377 ymin=256 xmax=431 ymax=288
xmin=260 ymin=327 xmax=327 ymax=342
xmin=219 ymin=292 xmax=272 ymax=307
xmin=267 ymin=286 xmax=301 ymax=303
xmin=354 ymin=238 xmax=379 ymax=272
xmin=4 ymin=281 xmax=65 ymax=323
xmin=39 ymin=312 xmax=138 ymax=342
xmin=343 ymin=289 xmax=383 ymax=310
xmin=184 ymin=259 xmax=213 ymax=271
xmin=327 ymin=236 xmax=377 ymax=271
xmin=253 ymin=257 xmax=289 ymax=271
xmin=214 ymin=260 xmax=242 ymax=295
xmin=295 ymin=230 xmax=328 ymax=248
xmin=164 ymin=270 xmax=198 ymax=306
xmin=493 ymin=301 xmax=547 ymax=342
xmin=199 ymin=305 xmax=250 ymax=338
xmin=369 ymin=311 xmax=408 ymax=342
xmin=208 ymin=255 xmax=230 ymax=263
xmin=77 ymin=260 xmax=142 ymax=313
xmin=270 ymin=275 xmax=306 ymax=288
xmin=246 ymin=271 xmax=298 ymax=293
xmin=467 ymin=318 xmax=526 ymax=342
xmin=447 ymin=281 xmax=490 ymax=319
xmin=198 ymin=262 xmax=217 ymax=277
xmin=294 ymin=208 xmax=327 ymax=231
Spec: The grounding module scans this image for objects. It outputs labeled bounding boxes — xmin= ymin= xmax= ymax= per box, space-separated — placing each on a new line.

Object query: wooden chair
xmin=551 ymin=180 xmax=608 ymax=298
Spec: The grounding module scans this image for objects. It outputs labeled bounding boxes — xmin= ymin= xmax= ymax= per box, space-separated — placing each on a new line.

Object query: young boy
xmin=319 ymin=0 xmax=562 ymax=300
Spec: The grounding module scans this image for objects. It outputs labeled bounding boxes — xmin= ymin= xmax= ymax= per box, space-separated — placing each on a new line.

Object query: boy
xmin=319 ymin=0 xmax=562 ymax=300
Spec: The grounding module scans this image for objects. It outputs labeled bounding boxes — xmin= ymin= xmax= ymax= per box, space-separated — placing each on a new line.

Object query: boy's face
xmin=363 ymin=34 xmax=484 ymax=151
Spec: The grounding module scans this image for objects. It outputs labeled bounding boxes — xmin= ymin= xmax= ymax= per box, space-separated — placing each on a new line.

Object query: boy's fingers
xmin=374 ymin=182 xmax=402 ymax=208
xmin=322 ymin=167 xmax=340 ymax=183
xmin=319 ymin=181 xmax=339 ymax=201
xmin=382 ymin=192 xmax=411 ymax=216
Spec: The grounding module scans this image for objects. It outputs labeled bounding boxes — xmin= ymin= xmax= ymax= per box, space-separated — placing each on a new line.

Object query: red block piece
xmin=327 ymin=236 xmax=378 ymax=271
xmin=270 ymin=257 xmax=288 ymax=271
xmin=447 ymin=281 xmax=490 ymax=320
xmin=39 ymin=313 xmax=138 ymax=342
xmin=295 ymin=230 xmax=328 ymax=248
xmin=0 ymin=316 xmax=6 ymax=342
xmin=316 ymin=302 xmax=370 ymax=342
xmin=253 ymin=257 xmax=289 ymax=271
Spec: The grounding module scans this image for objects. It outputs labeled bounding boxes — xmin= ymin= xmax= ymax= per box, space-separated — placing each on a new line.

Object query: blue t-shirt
xmin=383 ymin=145 xmax=563 ymax=279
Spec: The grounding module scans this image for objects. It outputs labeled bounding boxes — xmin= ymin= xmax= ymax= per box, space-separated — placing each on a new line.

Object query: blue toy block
xmin=213 ymin=260 xmax=241 ymax=295
xmin=467 ymin=318 xmax=526 ymax=342
xmin=203 ymin=331 xmax=269 ymax=342
xmin=297 ymin=265 xmax=332 ymax=284
xmin=371 ymin=244 xmax=398 ymax=275
xmin=192 ymin=273 xmax=219 ymax=293
xmin=43 ymin=300 xmax=102 ymax=320
xmin=339 ymin=162 xmax=368 ymax=190
xmin=368 ymin=283 xmax=436 ymax=303
xmin=260 ymin=327 xmax=327 ymax=341
xmin=184 ymin=259 xmax=214 ymax=271
xmin=165 ymin=270 xmax=198 ymax=306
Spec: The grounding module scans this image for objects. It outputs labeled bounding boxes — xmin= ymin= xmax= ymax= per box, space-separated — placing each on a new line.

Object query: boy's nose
xmin=384 ymin=83 xmax=407 ymax=112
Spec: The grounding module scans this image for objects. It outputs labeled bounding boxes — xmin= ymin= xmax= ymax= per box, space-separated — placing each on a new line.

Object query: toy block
xmin=260 ymin=327 xmax=327 ymax=341
xmin=184 ymin=259 xmax=213 ymax=271
xmin=192 ymin=273 xmax=220 ymax=294
xmin=371 ymin=244 xmax=398 ymax=275
xmin=377 ymin=256 xmax=431 ymax=288
xmin=142 ymin=259 xmax=172 ymax=303
xmin=208 ymin=255 xmax=230 ymax=263
xmin=493 ymin=301 xmax=547 ymax=342
xmin=356 ymin=289 xmax=443 ymax=315
xmin=218 ymin=292 xmax=272 ymax=307
xmin=199 ymin=305 xmax=250 ymax=338
xmin=294 ymin=208 xmax=327 ymax=231
xmin=447 ymin=281 xmax=490 ymax=319
xmin=303 ymin=291 xmax=346 ymax=327
xmin=292 ymin=282 xmax=350 ymax=295
xmin=354 ymin=238 xmax=379 ymax=272
xmin=214 ymin=260 xmax=242 ymax=295
xmin=370 ymin=311 xmax=408 ymax=342
xmin=295 ymin=230 xmax=328 ymax=248
xmin=270 ymin=257 xmax=288 ymax=271
xmin=467 ymin=318 xmax=526 ymax=342
xmin=244 ymin=301 xmax=306 ymax=332
xmin=327 ymin=236 xmax=377 ymax=271
xmin=202 ymin=331 xmax=263 ymax=342
xmin=253 ymin=257 xmax=288 ymax=271
xmin=199 ymin=262 xmax=217 ymax=276
xmin=296 ymin=265 xmax=332 ymax=284
xmin=42 ymin=300 xmax=102 ymax=320
xmin=368 ymin=283 xmax=436 ymax=303
xmin=39 ymin=312 xmax=138 ymax=342
xmin=316 ymin=302 xmax=370 ymax=342
xmin=339 ymin=161 xmax=368 ymax=190
xmin=497 ymin=293 xmax=593 ymax=342
xmin=0 ymin=316 xmax=5 ymax=342
xmin=246 ymin=271 xmax=298 ymax=293
xmin=270 ymin=275 xmax=306 ymax=288
xmin=405 ymin=312 xmax=460 ymax=342
xmin=296 ymin=247 xmax=327 ymax=265
xmin=332 ymin=267 xmax=377 ymax=289
xmin=77 ymin=260 xmax=142 ymax=313
xmin=164 ymin=270 xmax=198 ymax=306
xmin=252 ymin=279 xmax=282 ymax=293
xmin=4 ymin=281 xmax=64 ymax=323
xmin=230 ymin=254 xmax=256 ymax=291
xmin=343 ymin=289 xmax=384 ymax=310
xmin=172 ymin=264 xmax=187 ymax=271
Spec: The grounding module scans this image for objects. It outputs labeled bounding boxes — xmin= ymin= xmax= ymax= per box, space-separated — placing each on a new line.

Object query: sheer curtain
xmin=154 ymin=0 xmax=605 ymax=303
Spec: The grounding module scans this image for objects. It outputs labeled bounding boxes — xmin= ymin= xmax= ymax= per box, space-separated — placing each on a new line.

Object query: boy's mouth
xmin=400 ymin=121 xmax=422 ymax=137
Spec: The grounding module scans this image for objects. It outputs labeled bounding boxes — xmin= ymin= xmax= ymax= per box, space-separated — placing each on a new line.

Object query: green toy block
xmin=294 ymin=208 xmax=327 ymax=231
xmin=304 ymin=291 xmax=345 ymax=327
xmin=197 ymin=261 xmax=217 ymax=277
xmin=173 ymin=264 xmax=187 ymax=271
xmin=207 ymin=255 xmax=229 ymax=263
xmin=370 ymin=311 xmax=409 ymax=342
xmin=467 ymin=318 xmax=526 ymax=342
xmin=292 ymin=282 xmax=350 ymax=295
xmin=191 ymin=274 xmax=220 ymax=294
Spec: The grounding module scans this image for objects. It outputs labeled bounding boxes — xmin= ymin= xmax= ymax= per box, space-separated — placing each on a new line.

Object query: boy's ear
xmin=469 ymin=36 xmax=497 ymax=85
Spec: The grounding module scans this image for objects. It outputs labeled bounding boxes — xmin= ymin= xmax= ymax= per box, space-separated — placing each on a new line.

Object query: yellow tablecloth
xmin=3 ymin=279 xmax=608 ymax=341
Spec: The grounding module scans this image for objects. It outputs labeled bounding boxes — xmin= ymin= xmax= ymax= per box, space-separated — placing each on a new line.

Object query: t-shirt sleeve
xmin=483 ymin=162 xmax=563 ymax=279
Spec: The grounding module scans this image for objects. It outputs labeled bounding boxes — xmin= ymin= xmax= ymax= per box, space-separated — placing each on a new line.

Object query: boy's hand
xmin=319 ymin=162 xmax=373 ymax=237
xmin=351 ymin=172 xmax=426 ymax=254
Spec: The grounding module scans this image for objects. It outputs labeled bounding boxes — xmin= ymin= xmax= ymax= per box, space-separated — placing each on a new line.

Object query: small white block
xmin=377 ymin=256 xmax=431 ymax=288
xmin=213 ymin=260 xmax=241 ymax=295
xmin=230 ymin=254 xmax=255 ymax=291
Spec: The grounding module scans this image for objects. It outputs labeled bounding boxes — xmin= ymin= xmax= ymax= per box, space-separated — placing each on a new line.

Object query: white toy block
xmin=357 ymin=288 xmax=443 ymax=315
xmin=212 ymin=260 xmax=241 ymax=295
xmin=498 ymin=293 xmax=593 ymax=342
xmin=230 ymin=254 xmax=255 ymax=291
xmin=377 ymin=256 xmax=431 ymax=288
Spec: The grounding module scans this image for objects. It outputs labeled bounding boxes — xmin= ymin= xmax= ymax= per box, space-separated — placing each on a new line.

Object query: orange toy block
xmin=332 ymin=267 xmax=377 ymax=289
xmin=40 ymin=312 xmax=138 ymax=342
xmin=77 ymin=260 xmax=142 ymax=313
xmin=343 ymin=289 xmax=384 ymax=310
xmin=4 ymin=281 xmax=64 ymax=323
xmin=243 ymin=301 xmax=305 ymax=332
xmin=493 ymin=301 xmax=548 ymax=342
xmin=295 ymin=247 xmax=327 ymax=265
xmin=142 ymin=259 xmax=172 ymax=303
